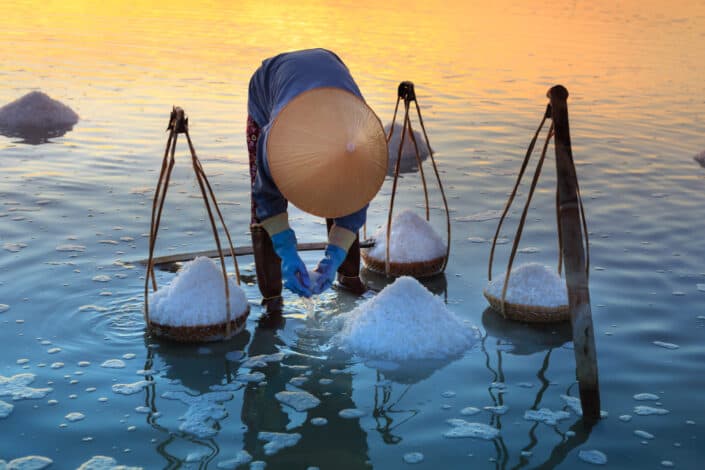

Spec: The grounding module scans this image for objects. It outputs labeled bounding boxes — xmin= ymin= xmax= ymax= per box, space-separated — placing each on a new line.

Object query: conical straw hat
xmin=267 ymin=87 xmax=388 ymax=219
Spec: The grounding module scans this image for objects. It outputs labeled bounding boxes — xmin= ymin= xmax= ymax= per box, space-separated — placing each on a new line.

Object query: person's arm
xmin=259 ymin=212 xmax=312 ymax=298
xmin=311 ymin=205 xmax=367 ymax=294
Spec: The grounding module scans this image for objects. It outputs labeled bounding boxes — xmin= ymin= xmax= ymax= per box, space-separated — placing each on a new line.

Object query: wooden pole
xmin=548 ymin=85 xmax=601 ymax=422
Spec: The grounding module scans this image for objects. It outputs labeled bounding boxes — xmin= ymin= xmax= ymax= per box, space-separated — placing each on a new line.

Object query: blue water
xmin=1 ymin=1 xmax=705 ymax=468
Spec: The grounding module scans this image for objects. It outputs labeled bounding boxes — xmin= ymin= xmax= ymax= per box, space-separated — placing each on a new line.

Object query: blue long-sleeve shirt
xmin=248 ymin=48 xmax=367 ymax=233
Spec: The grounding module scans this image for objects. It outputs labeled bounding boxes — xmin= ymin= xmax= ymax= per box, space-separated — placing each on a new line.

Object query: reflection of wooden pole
xmin=548 ymin=85 xmax=601 ymax=422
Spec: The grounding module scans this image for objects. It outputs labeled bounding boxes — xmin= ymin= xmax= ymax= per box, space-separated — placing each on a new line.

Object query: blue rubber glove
xmin=270 ymin=229 xmax=312 ymax=298
xmin=311 ymin=244 xmax=348 ymax=294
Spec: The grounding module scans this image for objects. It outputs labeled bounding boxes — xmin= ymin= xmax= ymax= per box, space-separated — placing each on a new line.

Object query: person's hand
xmin=311 ymin=244 xmax=347 ymax=294
xmin=270 ymin=229 xmax=312 ymax=297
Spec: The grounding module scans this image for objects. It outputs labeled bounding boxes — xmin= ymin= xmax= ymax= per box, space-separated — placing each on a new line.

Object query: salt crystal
xmin=275 ymin=391 xmax=320 ymax=411
xmin=92 ymin=275 xmax=111 ymax=283
xmin=485 ymin=263 xmax=567 ymax=308
xmin=403 ymin=452 xmax=425 ymax=464
xmin=65 ymin=412 xmax=85 ymax=422
xmin=443 ymin=419 xmax=500 ymax=440
xmin=524 ymin=408 xmax=571 ymax=426
xmin=484 ymin=405 xmax=508 ymax=415
xmin=460 ymin=406 xmax=481 ymax=416
xmin=634 ymin=406 xmax=669 ymax=416
xmin=365 ymin=210 xmax=446 ymax=263
xmin=148 ymin=257 xmax=248 ymax=327
xmin=339 ymin=408 xmax=366 ymax=419
xmin=334 ymin=276 xmax=478 ymax=360
xmin=0 ymin=399 xmax=14 ymax=418
xmin=217 ymin=451 xmax=253 ymax=469
xmin=0 ymin=91 xmax=78 ymax=129
xmin=310 ymin=417 xmax=328 ymax=426
xmin=0 ymin=304 xmax=9 ymax=313
xmin=162 ymin=390 xmax=232 ymax=438
xmin=258 ymin=431 xmax=302 ymax=456
xmin=236 ymin=372 xmax=265 ymax=383
xmin=112 ymin=381 xmax=150 ymax=395
xmin=634 ymin=393 xmax=659 ymax=401
xmin=653 ymin=341 xmax=679 ymax=350
xmin=0 ymin=373 xmax=52 ymax=400
xmin=4 ymin=455 xmax=53 ymax=470
xmin=578 ymin=449 xmax=607 ymax=465
xmin=634 ymin=430 xmax=654 ymax=440
xmin=619 ymin=415 xmax=632 ymax=422
xmin=101 ymin=359 xmax=126 ymax=369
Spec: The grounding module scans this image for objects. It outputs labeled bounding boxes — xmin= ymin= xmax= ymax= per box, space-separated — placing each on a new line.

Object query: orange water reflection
xmin=3 ymin=0 xmax=704 ymax=103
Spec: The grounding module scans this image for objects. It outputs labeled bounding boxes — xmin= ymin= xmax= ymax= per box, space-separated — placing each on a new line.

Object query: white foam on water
xmin=0 ymin=374 xmax=52 ymax=400
xmin=485 ymin=263 xmax=568 ymax=308
xmin=76 ymin=456 xmax=142 ymax=470
xmin=0 ymin=91 xmax=78 ymax=129
xmin=634 ymin=393 xmax=660 ymax=401
xmin=112 ymin=381 xmax=150 ymax=395
xmin=653 ymin=341 xmax=679 ymax=350
xmin=4 ymin=455 xmax=54 ymax=470
xmin=333 ymin=276 xmax=478 ymax=360
xmin=236 ymin=372 xmax=265 ymax=383
xmin=443 ymin=419 xmax=500 ymax=440
xmin=365 ymin=210 xmax=446 ymax=263
xmin=0 ymin=399 xmax=14 ymax=418
xmin=484 ymin=405 xmax=508 ymax=415
xmin=578 ymin=449 xmax=608 ymax=465
xmin=454 ymin=210 xmax=504 ymax=222
xmin=634 ymin=430 xmax=655 ymax=440
xmin=101 ymin=359 xmax=126 ymax=369
xmin=56 ymin=244 xmax=86 ymax=252
xmin=460 ymin=406 xmax=481 ymax=416
xmin=524 ymin=408 xmax=571 ymax=426
xmin=65 ymin=412 xmax=85 ymax=422
xmin=148 ymin=257 xmax=248 ymax=327
xmin=217 ymin=451 xmax=253 ymax=469
xmin=243 ymin=353 xmax=285 ymax=368
xmin=339 ymin=408 xmax=366 ymax=419
xmin=258 ymin=431 xmax=302 ymax=456
xmin=161 ymin=390 xmax=232 ymax=438
xmin=275 ymin=391 xmax=320 ymax=412
xmin=634 ymin=406 xmax=670 ymax=416
xmin=403 ymin=452 xmax=425 ymax=464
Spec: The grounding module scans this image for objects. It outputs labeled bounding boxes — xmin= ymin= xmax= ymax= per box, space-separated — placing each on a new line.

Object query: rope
xmin=489 ymin=104 xmax=550 ymax=281
xmin=385 ymin=101 xmax=410 ymax=275
xmin=499 ymin=123 xmax=554 ymax=316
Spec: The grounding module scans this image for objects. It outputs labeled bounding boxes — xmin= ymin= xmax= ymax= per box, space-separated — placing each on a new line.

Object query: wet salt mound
xmin=485 ymin=263 xmax=568 ymax=308
xmin=148 ymin=257 xmax=247 ymax=327
xmin=0 ymin=91 xmax=78 ymax=142
xmin=384 ymin=122 xmax=430 ymax=174
xmin=334 ymin=276 xmax=477 ymax=360
xmin=366 ymin=210 xmax=446 ymax=263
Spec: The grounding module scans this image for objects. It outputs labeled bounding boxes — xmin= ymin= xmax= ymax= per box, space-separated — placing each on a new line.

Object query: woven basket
xmin=149 ymin=306 xmax=250 ymax=343
xmin=483 ymin=290 xmax=569 ymax=323
xmin=361 ymin=250 xmax=446 ymax=278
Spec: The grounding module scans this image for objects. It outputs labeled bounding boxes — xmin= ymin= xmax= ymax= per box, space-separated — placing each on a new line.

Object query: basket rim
xmin=483 ymin=290 xmax=570 ymax=323
xmin=361 ymin=251 xmax=446 ymax=278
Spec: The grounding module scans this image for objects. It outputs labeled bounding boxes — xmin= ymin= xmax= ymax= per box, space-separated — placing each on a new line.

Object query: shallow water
xmin=1 ymin=1 xmax=705 ymax=468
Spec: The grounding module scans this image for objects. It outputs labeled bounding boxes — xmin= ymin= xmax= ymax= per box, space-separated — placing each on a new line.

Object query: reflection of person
xmin=247 ymin=49 xmax=388 ymax=311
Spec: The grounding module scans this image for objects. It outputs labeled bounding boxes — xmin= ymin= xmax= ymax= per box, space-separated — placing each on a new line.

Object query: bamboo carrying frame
xmin=484 ymin=95 xmax=589 ymax=323
xmin=143 ymin=107 xmax=249 ymax=342
xmin=361 ymin=82 xmax=451 ymax=278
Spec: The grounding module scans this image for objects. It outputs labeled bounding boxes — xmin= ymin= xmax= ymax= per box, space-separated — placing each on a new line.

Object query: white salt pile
xmin=384 ymin=122 xmax=429 ymax=173
xmin=148 ymin=257 xmax=247 ymax=326
xmin=333 ymin=276 xmax=477 ymax=360
xmin=0 ymin=91 xmax=78 ymax=130
xmin=366 ymin=210 xmax=446 ymax=263
xmin=485 ymin=263 xmax=568 ymax=307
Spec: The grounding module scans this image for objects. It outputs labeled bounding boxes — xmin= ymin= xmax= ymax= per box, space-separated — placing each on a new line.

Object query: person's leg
xmin=248 ymin=115 xmax=283 ymax=312
xmin=325 ymin=219 xmax=366 ymax=295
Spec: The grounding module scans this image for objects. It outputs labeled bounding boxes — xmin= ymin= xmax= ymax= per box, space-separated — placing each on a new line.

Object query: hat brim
xmin=267 ymin=87 xmax=388 ymax=219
